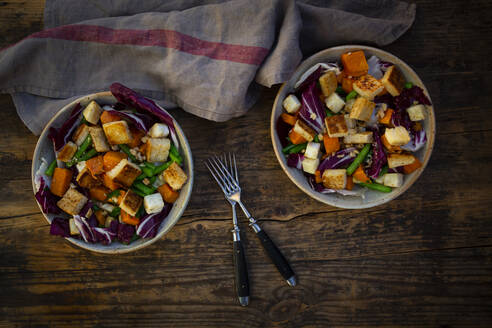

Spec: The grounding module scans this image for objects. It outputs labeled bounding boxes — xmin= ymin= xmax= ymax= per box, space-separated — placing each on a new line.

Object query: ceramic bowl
xmin=32 ymin=91 xmax=194 ymax=253
xmin=271 ymin=45 xmax=435 ymax=209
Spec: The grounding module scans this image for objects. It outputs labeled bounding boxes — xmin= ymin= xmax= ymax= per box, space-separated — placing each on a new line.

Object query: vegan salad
xmin=34 ymin=83 xmax=188 ymax=245
xmin=276 ymin=50 xmax=431 ymax=197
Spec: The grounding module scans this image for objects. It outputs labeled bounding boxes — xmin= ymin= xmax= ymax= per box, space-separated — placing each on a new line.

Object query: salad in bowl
xmin=33 ymin=83 xmax=192 ymax=252
xmin=272 ymin=46 xmax=434 ymax=208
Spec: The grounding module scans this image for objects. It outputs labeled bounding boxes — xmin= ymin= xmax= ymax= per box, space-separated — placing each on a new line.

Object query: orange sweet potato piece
xmin=86 ymin=155 xmax=104 ymax=177
xmin=341 ymin=50 xmax=369 ymax=77
xmin=288 ymin=130 xmax=307 ymax=145
xmin=353 ymin=165 xmax=370 ymax=183
xmin=403 ymin=156 xmax=422 ymax=174
xmin=323 ymin=135 xmax=340 ymax=154
xmin=102 ymin=173 xmax=122 ymax=191
xmin=121 ymin=210 xmax=140 ymax=226
xmin=346 ymin=176 xmax=354 ymax=190
xmin=342 ymin=75 xmax=359 ymax=93
xmin=379 ymin=109 xmax=394 ymax=126
xmin=50 ymin=168 xmax=73 ymax=197
xmin=89 ymin=186 xmax=110 ymax=202
xmin=314 ymin=171 xmax=322 ymax=184
xmin=100 ymin=111 xmax=121 ymax=125
xmin=281 ymin=113 xmax=297 ymax=126
xmin=95 ymin=210 xmax=106 ymax=226
xmin=128 ymin=127 xmax=145 ymax=148
xmin=158 ymin=183 xmax=180 ymax=203
xmin=102 ymin=151 xmax=127 ymax=171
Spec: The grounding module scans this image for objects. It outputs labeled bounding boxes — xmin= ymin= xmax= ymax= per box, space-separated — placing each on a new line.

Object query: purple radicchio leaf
xmin=92 ymin=226 xmax=117 ymax=245
xmin=294 ymin=62 xmax=341 ymax=92
xmin=299 ymin=82 xmax=326 ymax=133
xmin=117 ymin=223 xmax=136 ymax=244
xmin=367 ymin=129 xmax=387 ymax=179
xmin=317 ymin=148 xmax=357 ymax=173
xmin=79 ymin=200 xmax=93 ymax=218
xmin=102 ymin=106 xmax=154 ymax=132
xmin=307 ymin=175 xmax=366 ymax=198
xmin=136 ymin=203 xmax=172 ymax=239
xmin=73 ymin=215 xmax=95 ymax=243
xmin=402 ymin=129 xmax=427 ymax=152
xmin=286 ymin=153 xmax=304 ymax=169
xmin=50 ymin=217 xmax=70 ymax=237
xmin=35 ymin=177 xmax=61 ymax=214
xmin=48 ymin=103 xmax=83 ymax=151
xmin=276 ymin=116 xmax=293 ymax=148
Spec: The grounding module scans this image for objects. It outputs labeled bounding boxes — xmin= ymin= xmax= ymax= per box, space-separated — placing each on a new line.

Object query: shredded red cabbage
xmin=402 ymin=129 xmax=427 ymax=152
xmin=136 ymin=204 xmax=172 ymax=239
xmin=50 ymin=217 xmax=70 ymax=237
xmin=117 ymin=223 xmax=136 ymax=244
xmin=48 ymin=103 xmax=83 ymax=151
xmin=276 ymin=116 xmax=292 ymax=148
xmin=317 ymin=148 xmax=356 ymax=173
xmin=295 ymin=65 xmax=323 ymax=93
xmin=299 ymin=82 xmax=326 ymax=133
xmin=35 ymin=177 xmax=61 ymax=214
xmin=287 ymin=154 xmax=304 ymax=169
xmin=103 ymin=107 xmax=154 ymax=132
xmin=367 ymin=129 xmax=387 ymax=179
xmin=73 ymin=215 xmax=95 ymax=243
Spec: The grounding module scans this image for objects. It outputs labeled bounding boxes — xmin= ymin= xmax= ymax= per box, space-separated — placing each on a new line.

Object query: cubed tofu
xmin=82 ymin=100 xmax=103 ymax=125
xmin=149 ymin=123 xmax=170 ymax=138
xmin=349 ymin=97 xmax=375 ymax=121
xmin=319 ymin=71 xmax=338 ymax=97
xmin=143 ymin=193 xmax=165 ymax=214
xmin=381 ymin=66 xmax=405 ymax=96
xmin=106 ymin=158 xmax=142 ymax=187
xmin=57 ymin=188 xmax=88 ymax=215
xmin=102 ymin=120 xmax=133 ymax=145
xmin=384 ymin=126 xmax=411 ymax=146
xmin=304 ymin=142 xmax=320 ymax=159
xmin=146 ymin=138 xmax=171 ymax=163
xmin=293 ymin=120 xmax=316 ymax=142
xmin=282 ymin=94 xmax=301 ymax=114
xmin=89 ymin=126 xmax=110 ymax=152
xmin=72 ymin=124 xmax=90 ymax=146
xmin=69 ymin=218 xmax=79 ymax=235
xmin=344 ymin=98 xmax=356 ymax=112
xmin=325 ymin=92 xmax=345 ymax=113
xmin=325 ymin=115 xmax=348 ymax=138
xmin=383 ymin=173 xmax=403 ymax=187
xmin=352 ymin=75 xmax=384 ymax=100
xmin=302 ymin=158 xmax=319 ymax=175
xmin=343 ymin=132 xmax=373 ymax=144
xmin=387 ymin=153 xmax=416 ymax=168
xmin=57 ymin=141 xmax=77 ymax=162
xmin=119 ymin=189 xmax=143 ymax=217
xmin=322 ymin=169 xmax=347 ymax=189
xmin=373 ymin=174 xmax=385 ymax=184
xmin=344 ymin=114 xmax=356 ymax=129
xmin=76 ymin=167 xmax=100 ymax=189
xmin=406 ymin=104 xmax=426 ymax=121
xmin=163 ymin=162 xmax=188 ymax=190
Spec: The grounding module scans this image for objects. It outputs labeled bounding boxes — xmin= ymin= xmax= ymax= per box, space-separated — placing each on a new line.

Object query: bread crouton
xmin=119 ymin=189 xmax=143 ymax=217
xmin=162 ymin=162 xmax=187 ymax=191
xmin=102 ymin=120 xmax=133 ymax=145
xmin=57 ymin=188 xmax=88 ymax=215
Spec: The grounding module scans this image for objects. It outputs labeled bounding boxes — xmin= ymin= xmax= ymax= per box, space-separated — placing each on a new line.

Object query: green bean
xmin=135 ymin=172 xmax=147 ymax=181
xmin=346 ymin=90 xmax=358 ymax=101
xmin=105 ymin=189 xmax=121 ymax=201
xmin=119 ymin=144 xmax=138 ymax=163
xmin=149 ymin=175 xmax=157 ymax=185
xmin=282 ymin=144 xmax=297 ymax=154
xmin=325 ymin=109 xmax=334 ymax=117
xmin=153 ymin=161 xmax=173 ymax=175
xmin=135 ymin=205 xmax=145 ymax=218
xmin=169 ymin=144 xmax=183 ymax=165
xmin=404 ymin=82 xmax=413 ymax=89
xmin=335 ymin=86 xmax=346 ymax=96
xmin=67 ymin=135 xmax=92 ymax=167
xmin=346 ymin=144 xmax=371 ymax=175
xmin=78 ymin=148 xmax=98 ymax=161
xmin=109 ymin=207 xmax=121 ymax=218
xmin=45 ymin=159 xmax=57 ymax=176
xmin=357 ymin=182 xmax=392 ymax=193
xmin=92 ymin=204 xmax=100 ymax=212
xmin=133 ymin=181 xmax=155 ymax=195
xmin=131 ymin=188 xmax=147 ymax=198
xmin=314 ymin=135 xmax=319 ymax=143
xmin=288 ymin=143 xmax=307 ymax=154
xmin=379 ymin=165 xmax=389 ymax=177
xmin=142 ymin=166 xmax=154 ymax=178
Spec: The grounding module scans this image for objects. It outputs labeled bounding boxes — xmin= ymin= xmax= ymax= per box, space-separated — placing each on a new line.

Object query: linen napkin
xmin=0 ymin=0 xmax=415 ymax=134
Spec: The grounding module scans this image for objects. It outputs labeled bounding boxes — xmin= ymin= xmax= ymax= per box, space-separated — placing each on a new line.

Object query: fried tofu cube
xmin=344 ymin=98 xmax=356 ymax=112
xmin=144 ymin=193 xmax=165 ymax=214
xmin=319 ymin=71 xmax=338 ymax=97
xmin=57 ymin=188 xmax=88 ymax=216
xmin=163 ymin=162 xmax=187 ymax=190
xmin=302 ymin=158 xmax=319 ymax=175
xmin=353 ymin=75 xmax=384 ymax=100
xmin=72 ymin=124 xmax=90 ymax=146
xmin=343 ymin=132 xmax=373 ymax=144
xmin=325 ymin=92 xmax=345 ymax=113
xmin=146 ymin=138 xmax=170 ymax=163
xmin=89 ymin=126 xmax=110 ymax=152
xmin=57 ymin=141 xmax=77 ymax=162
xmin=322 ymin=169 xmax=347 ymax=189
xmin=325 ymin=115 xmax=348 ymax=138
xmin=149 ymin=123 xmax=170 ymax=138
xmin=82 ymin=100 xmax=103 ymax=125
xmin=381 ymin=66 xmax=405 ymax=96
xmin=282 ymin=94 xmax=301 ymax=114
xmin=102 ymin=120 xmax=133 ymax=145
xmin=106 ymin=158 xmax=142 ymax=187
xmin=387 ymin=153 xmax=416 ymax=168
xmin=384 ymin=126 xmax=411 ymax=146
xmin=406 ymin=104 xmax=426 ymax=121
xmin=119 ymin=189 xmax=143 ymax=217
xmin=76 ymin=167 xmax=100 ymax=189
xmin=304 ymin=142 xmax=321 ymax=159
xmin=344 ymin=114 xmax=356 ymax=129
xmin=69 ymin=218 xmax=79 ymax=235
xmin=383 ymin=173 xmax=404 ymax=187
xmin=349 ymin=97 xmax=375 ymax=121
xmin=293 ymin=120 xmax=316 ymax=142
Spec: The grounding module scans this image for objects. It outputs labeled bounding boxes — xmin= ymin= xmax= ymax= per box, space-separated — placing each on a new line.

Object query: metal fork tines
xmin=206 ymin=154 xmax=297 ymax=287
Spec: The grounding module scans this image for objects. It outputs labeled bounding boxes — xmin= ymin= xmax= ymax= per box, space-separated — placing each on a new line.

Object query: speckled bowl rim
xmin=271 ymin=45 xmax=435 ymax=209
xmin=31 ymin=91 xmax=194 ymax=253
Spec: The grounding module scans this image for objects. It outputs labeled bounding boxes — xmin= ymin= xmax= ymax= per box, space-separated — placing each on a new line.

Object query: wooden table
xmin=1 ymin=1 xmax=491 ymax=327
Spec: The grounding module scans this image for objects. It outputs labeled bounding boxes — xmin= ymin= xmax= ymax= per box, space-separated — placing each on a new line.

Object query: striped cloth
xmin=0 ymin=0 xmax=415 ymax=134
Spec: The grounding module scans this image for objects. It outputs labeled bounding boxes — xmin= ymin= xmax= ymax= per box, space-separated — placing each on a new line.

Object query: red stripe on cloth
xmin=20 ymin=24 xmax=270 ymax=66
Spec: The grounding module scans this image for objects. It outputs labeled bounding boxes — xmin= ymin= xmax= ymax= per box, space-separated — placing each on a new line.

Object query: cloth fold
xmin=0 ymin=0 xmax=415 ymax=135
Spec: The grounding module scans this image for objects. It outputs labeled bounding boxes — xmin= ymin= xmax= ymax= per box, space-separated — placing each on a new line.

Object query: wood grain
xmin=1 ymin=0 xmax=492 ymax=327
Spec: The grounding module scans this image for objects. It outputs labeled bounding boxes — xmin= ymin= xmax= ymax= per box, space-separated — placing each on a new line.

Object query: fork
xmin=207 ymin=154 xmax=297 ymax=287
xmin=206 ymin=156 xmax=250 ymax=307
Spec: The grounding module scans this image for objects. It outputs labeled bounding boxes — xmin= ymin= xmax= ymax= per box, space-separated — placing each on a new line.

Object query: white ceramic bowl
xmin=32 ymin=91 xmax=194 ymax=253
xmin=271 ymin=45 xmax=435 ymax=209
